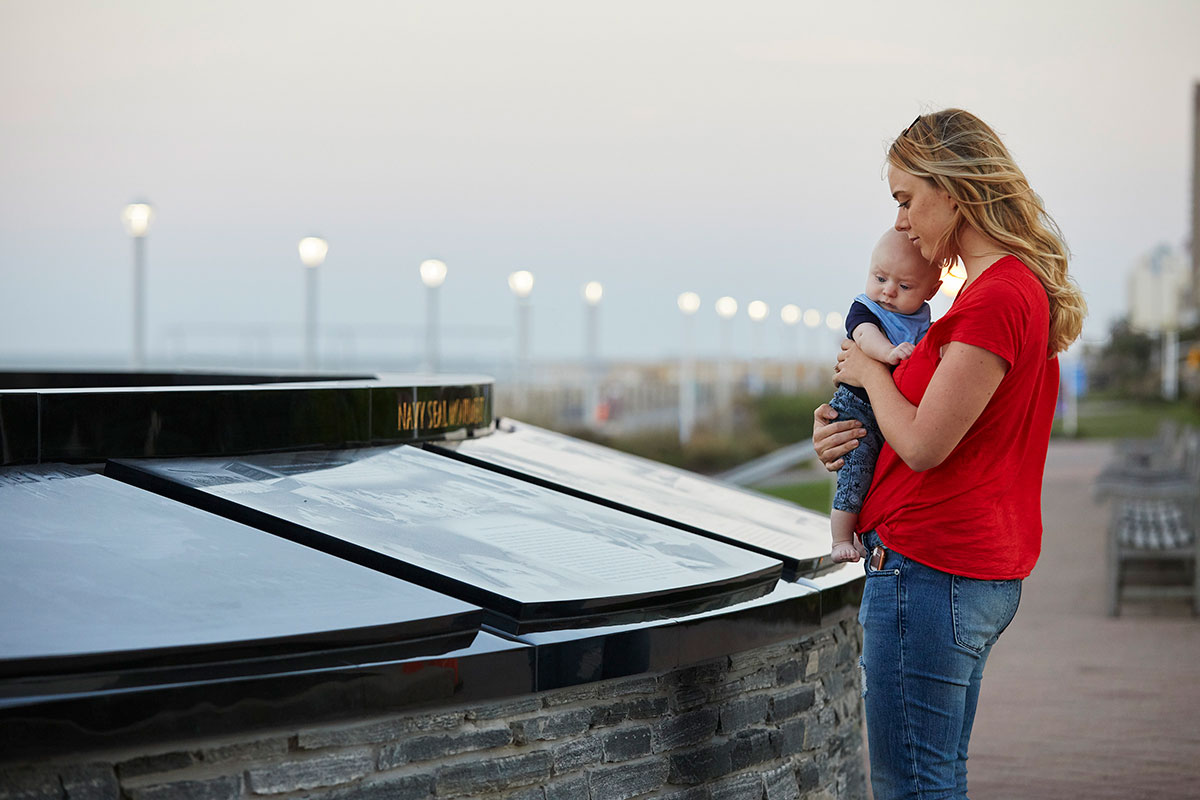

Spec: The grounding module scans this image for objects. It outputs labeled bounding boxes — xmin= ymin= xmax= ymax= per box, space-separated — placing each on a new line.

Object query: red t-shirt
xmin=857 ymin=256 xmax=1059 ymax=579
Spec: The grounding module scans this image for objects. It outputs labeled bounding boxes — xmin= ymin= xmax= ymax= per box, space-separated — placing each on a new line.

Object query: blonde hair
xmin=889 ymin=109 xmax=1086 ymax=355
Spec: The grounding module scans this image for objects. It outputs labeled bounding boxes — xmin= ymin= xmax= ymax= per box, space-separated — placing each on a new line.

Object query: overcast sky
xmin=2 ymin=0 xmax=1198 ymax=371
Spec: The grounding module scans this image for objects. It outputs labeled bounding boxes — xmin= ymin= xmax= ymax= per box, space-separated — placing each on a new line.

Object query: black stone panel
xmin=513 ymin=581 xmax=821 ymax=692
xmin=0 ymin=375 xmax=494 ymax=466
xmin=795 ymin=561 xmax=865 ymax=623
xmin=516 ymin=618 xmax=680 ymax=690
xmin=0 ymin=370 xmax=369 ymax=390
xmin=671 ymin=578 xmax=822 ymax=668
xmin=429 ymin=419 xmax=831 ymax=578
xmin=107 ymin=446 xmax=783 ymax=634
xmin=0 ymin=464 xmax=481 ymax=678
xmin=0 ymin=631 xmax=532 ymax=759
xmin=20 ymin=386 xmax=371 ymax=463
xmin=0 ymin=392 xmax=37 ymax=464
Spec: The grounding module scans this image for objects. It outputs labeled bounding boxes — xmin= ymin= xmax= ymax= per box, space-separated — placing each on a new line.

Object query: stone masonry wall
xmin=0 ymin=619 xmax=864 ymax=800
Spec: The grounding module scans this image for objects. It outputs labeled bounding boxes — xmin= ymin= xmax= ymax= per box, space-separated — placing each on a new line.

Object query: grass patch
xmin=758 ymin=478 xmax=833 ymax=515
xmin=558 ymin=425 xmax=780 ymax=475
xmin=1054 ymin=397 xmax=1200 ymax=439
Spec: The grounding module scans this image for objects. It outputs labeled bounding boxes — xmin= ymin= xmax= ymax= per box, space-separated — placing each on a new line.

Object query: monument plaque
xmin=0 ymin=373 xmax=494 ymax=466
xmin=0 ymin=464 xmax=481 ymax=679
xmin=108 ymin=445 xmax=783 ymax=633
xmin=431 ymin=418 xmax=830 ymax=577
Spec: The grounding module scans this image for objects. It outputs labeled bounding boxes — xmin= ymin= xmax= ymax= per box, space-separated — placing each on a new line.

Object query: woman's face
xmin=888 ymin=164 xmax=957 ymax=262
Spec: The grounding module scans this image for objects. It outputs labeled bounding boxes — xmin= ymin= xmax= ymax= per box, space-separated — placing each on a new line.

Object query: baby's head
xmin=865 ymin=229 xmax=942 ymax=315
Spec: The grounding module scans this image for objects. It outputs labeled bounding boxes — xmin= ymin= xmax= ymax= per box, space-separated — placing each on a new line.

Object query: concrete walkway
xmin=963 ymin=440 xmax=1200 ymax=799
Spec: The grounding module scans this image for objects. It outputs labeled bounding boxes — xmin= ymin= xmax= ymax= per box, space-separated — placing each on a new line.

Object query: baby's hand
xmin=887 ymin=342 xmax=915 ymax=364
xmin=831 ymin=541 xmax=862 ymax=563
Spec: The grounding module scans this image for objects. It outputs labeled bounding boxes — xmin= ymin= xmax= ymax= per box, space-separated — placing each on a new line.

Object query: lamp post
xmin=419 ymin=259 xmax=448 ymax=373
xmin=121 ymin=201 xmax=154 ymax=369
xmin=298 ymin=236 xmax=329 ymax=370
xmin=747 ymin=300 xmax=769 ymax=395
xmin=780 ymin=304 xmax=801 ymax=394
xmin=715 ymin=296 xmax=738 ymax=434
xmin=583 ymin=281 xmax=603 ymax=426
xmin=508 ymin=270 xmax=534 ymax=384
xmin=677 ymin=291 xmax=701 ymax=445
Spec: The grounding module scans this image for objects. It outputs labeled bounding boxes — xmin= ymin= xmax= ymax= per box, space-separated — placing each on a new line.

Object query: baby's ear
xmin=925 ymin=280 xmax=942 ymax=300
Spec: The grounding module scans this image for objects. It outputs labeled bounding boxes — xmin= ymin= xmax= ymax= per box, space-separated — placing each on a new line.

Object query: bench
xmin=1095 ymin=424 xmax=1199 ymax=616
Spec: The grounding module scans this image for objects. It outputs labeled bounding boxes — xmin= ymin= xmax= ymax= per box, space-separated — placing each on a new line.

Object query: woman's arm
xmin=837 ymin=341 xmax=1007 ymax=472
xmin=812 ymin=403 xmax=866 ymax=471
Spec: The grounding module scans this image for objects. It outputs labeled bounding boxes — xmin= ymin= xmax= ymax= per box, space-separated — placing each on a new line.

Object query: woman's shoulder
xmin=961 ymin=256 xmax=1046 ymax=311
xmin=985 ymin=255 xmax=1045 ymax=292
xmin=929 ymin=257 xmax=1046 ymax=346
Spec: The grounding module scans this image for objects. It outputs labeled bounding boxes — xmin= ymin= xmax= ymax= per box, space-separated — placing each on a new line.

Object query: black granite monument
xmin=0 ymin=371 xmax=860 ymax=760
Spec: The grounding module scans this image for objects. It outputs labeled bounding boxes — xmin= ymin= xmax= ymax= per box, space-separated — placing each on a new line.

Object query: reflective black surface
xmin=107 ymin=445 xmax=783 ymax=633
xmin=513 ymin=580 xmax=822 ymax=691
xmin=0 ymin=393 xmax=37 ymax=464
xmin=0 ymin=464 xmax=481 ymax=678
xmin=0 ymin=631 xmax=532 ymax=759
xmin=431 ymin=418 xmax=831 ymax=577
xmin=0 ymin=371 xmax=860 ymax=761
xmin=796 ymin=561 xmax=865 ymax=622
xmin=0 ymin=374 xmax=493 ymax=466
xmin=0 ymin=370 xmax=371 ymax=389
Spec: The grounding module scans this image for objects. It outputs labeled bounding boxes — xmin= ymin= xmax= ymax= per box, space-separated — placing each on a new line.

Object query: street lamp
xmin=677 ymin=291 xmax=701 ymax=445
xmin=508 ymin=270 xmax=534 ymax=383
xmin=747 ymin=300 xmax=769 ymax=395
xmin=583 ymin=281 xmax=603 ymax=362
xmin=715 ymin=296 xmax=738 ymax=433
xmin=121 ymin=201 xmax=154 ymax=369
xmin=780 ymin=304 xmax=801 ymax=394
xmin=298 ymin=236 xmax=329 ymax=370
xmin=419 ymin=259 xmax=448 ymax=372
xmin=583 ymin=281 xmax=603 ymax=426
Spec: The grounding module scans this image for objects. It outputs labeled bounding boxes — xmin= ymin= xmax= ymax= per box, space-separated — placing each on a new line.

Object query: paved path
xmin=963 ymin=440 xmax=1200 ymax=799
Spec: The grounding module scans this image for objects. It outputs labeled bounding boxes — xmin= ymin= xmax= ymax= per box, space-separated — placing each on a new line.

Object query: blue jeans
xmin=858 ymin=530 xmax=1022 ymax=800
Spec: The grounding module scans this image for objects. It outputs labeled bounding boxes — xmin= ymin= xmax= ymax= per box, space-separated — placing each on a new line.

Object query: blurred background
xmin=3 ymin=0 xmax=1199 ymax=478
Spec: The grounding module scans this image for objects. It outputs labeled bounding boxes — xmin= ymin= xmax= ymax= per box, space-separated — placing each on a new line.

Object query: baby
xmin=829 ymin=229 xmax=942 ymax=562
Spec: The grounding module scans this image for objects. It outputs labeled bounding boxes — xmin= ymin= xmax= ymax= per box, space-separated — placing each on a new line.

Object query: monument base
xmin=0 ymin=619 xmax=866 ymax=800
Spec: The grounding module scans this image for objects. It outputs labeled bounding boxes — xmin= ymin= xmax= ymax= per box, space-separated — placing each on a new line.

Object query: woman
xmin=812 ymin=109 xmax=1086 ymax=799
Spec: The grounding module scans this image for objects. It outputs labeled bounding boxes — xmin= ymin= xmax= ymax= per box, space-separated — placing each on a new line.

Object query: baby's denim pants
xmin=828 ymin=385 xmax=884 ymax=513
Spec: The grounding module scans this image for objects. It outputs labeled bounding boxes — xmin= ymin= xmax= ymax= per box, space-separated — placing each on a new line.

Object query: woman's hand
xmin=812 ymin=402 xmax=865 ymax=472
xmin=834 ymin=339 xmax=889 ymax=388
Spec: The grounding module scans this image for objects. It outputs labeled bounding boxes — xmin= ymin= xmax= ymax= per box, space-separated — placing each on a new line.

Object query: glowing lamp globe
xmin=420 ymin=259 xmax=448 ymax=288
xmin=298 ymin=237 xmax=329 ymax=269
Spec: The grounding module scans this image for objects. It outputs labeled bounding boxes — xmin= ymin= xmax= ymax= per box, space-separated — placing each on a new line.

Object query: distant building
xmin=1128 ymin=244 xmax=1191 ymax=333
xmin=1192 ymin=82 xmax=1200 ymax=310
